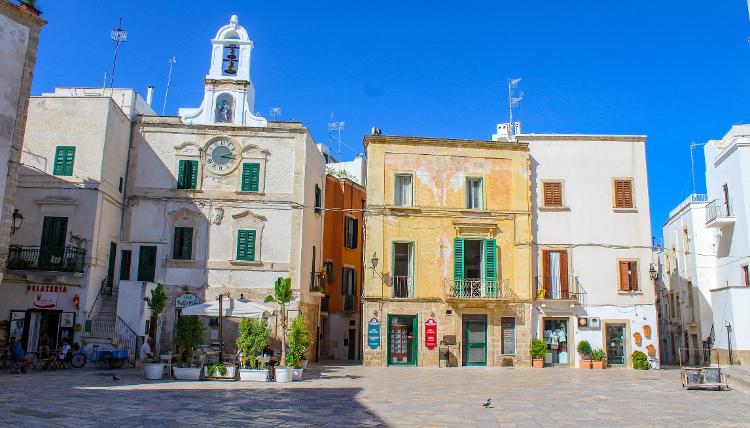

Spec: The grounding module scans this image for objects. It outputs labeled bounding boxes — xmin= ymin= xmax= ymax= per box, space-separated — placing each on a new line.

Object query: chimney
xmin=146 ymin=85 xmax=154 ymax=106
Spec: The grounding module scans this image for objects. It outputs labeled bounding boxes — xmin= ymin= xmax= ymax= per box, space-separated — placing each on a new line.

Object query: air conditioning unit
xmin=577 ymin=317 xmax=589 ymax=328
xmin=589 ymin=317 xmax=601 ymax=329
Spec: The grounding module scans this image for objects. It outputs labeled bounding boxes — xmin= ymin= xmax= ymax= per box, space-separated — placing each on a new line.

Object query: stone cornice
xmin=516 ymin=134 xmax=647 ymax=143
xmin=364 ymin=135 xmax=529 ymax=151
xmin=0 ymin=1 xmax=47 ymax=29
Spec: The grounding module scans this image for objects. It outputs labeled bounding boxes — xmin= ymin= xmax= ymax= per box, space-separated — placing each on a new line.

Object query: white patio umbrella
xmin=181 ymin=298 xmax=272 ymax=318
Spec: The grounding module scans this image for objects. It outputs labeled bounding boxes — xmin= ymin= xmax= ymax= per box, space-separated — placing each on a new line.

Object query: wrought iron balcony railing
xmin=391 ymin=275 xmax=414 ymax=298
xmin=534 ymin=275 xmax=587 ymax=305
xmin=310 ymin=271 xmax=325 ymax=293
xmin=7 ymin=245 xmax=86 ymax=273
xmin=705 ymin=198 xmax=734 ymax=226
xmin=447 ymin=278 xmax=510 ymax=299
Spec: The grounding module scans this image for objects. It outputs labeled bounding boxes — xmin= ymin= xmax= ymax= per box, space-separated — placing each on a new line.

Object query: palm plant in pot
xmin=265 ymin=277 xmax=294 ymax=383
xmin=143 ymin=284 xmax=167 ymax=380
xmin=236 ymin=317 xmax=270 ymax=382
xmin=172 ymin=315 xmax=204 ymax=380
xmin=591 ymin=348 xmax=607 ymax=369
xmin=577 ymin=340 xmax=593 ymax=369
xmin=287 ymin=315 xmax=311 ymax=381
xmin=530 ymin=338 xmax=547 ymax=368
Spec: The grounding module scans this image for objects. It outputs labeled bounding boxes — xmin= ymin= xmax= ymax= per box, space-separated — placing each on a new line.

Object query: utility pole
xmin=162 ymin=57 xmax=176 ymax=116
xmin=109 ymin=18 xmax=128 ymax=90
xmin=507 ymin=78 xmax=523 ymax=142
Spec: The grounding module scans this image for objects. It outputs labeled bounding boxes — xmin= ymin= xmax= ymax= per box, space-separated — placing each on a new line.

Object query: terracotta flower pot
xmin=591 ymin=360 xmax=606 ymax=369
xmin=633 ymin=332 xmax=642 ymax=346
xmin=580 ymin=359 xmax=592 ymax=369
xmin=532 ymin=358 xmax=544 ymax=368
xmin=643 ymin=325 xmax=652 ymax=339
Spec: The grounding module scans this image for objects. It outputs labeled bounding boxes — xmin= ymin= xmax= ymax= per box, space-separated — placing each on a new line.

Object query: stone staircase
xmin=82 ymin=277 xmax=139 ymax=366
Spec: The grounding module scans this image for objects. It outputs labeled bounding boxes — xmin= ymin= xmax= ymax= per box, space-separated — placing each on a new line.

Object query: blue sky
xmin=30 ymin=1 xmax=750 ymax=236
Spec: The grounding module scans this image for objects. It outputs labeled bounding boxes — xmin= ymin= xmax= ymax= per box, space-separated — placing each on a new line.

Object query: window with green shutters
xmin=172 ymin=227 xmax=194 ymax=260
xmin=53 ymin=146 xmax=76 ymax=176
xmin=236 ymin=229 xmax=256 ymax=261
xmin=314 ymin=184 xmax=322 ymax=213
xmin=241 ymin=163 xmax=260 ymax=192
xmin=453 ymin=237 xmax=498 ymax=296
xmin=137 ymin=246 xmax=157 ymax=282
xmin=177 ymin=159 xmax=199 ymax=189
xmin=453 ymin=238 xmax=464 ymax=281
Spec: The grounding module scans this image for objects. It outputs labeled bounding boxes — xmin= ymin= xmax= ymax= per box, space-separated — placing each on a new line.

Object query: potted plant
xmin=287 ymin=315 xmax=311 ymax=380
xmin=143 ymin=284 xmax=167 ymax=380
xmin=577 ymin=340 xmax=592 ymax=369
xmin=237 ymin=317 xmax=270 ymax=382
xmin=173 ymin=316 xmax=204 ymax=380
xmin=265 ymin=277 xmax=294 ymax=383
xmin=591 ymin=348 xmax=606 ymax=369
xmin=632 ymin=350 xmax=649 ymax=370
xmin=530 ymin=339 xmax=547 ymax=368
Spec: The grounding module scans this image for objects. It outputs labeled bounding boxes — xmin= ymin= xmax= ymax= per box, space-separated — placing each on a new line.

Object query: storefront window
xmin=388 ymin=315 xmax=416 ymax=365
xmin=606 ymin=324 xmax=626 ymax=365
xmin=543 ymin=319 xmax=569 ymax=366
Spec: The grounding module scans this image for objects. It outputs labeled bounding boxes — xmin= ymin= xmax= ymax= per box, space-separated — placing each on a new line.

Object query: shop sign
xmin=176 ymin=293 xmax=200 ymax=308
xmin=424 ymin=318 xmax=438 ymax=350
xmin=33 ymin=292 xmax=58 ymax=309
xmin=27 ymin=285 xmax=67 ymax=293
xmin=367 ymin=318 xmax=380 ymax=350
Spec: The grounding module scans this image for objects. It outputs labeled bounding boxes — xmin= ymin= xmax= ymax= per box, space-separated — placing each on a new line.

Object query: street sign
xmin=367 ymin=318 xmax=380 ymax=350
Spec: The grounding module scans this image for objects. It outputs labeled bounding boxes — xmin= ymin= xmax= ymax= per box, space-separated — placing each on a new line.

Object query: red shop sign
xmin=425 ymin=318 xmax=438 ymax=350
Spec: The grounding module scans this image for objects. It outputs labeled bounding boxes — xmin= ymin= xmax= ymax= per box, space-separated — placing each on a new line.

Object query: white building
xmin=512 ymin=132 xmax=659 ymax=369
xmin=704 ymin=125 xmax=750 ymax=365
xmin=116 ymin=15 xmax=326 ymax=357
xmin=2 ymin=87 xmax=153 ymax=357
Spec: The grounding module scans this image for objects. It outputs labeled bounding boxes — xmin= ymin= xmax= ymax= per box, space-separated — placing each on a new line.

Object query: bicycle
xmin=71 ymin=344 xmax=127 ymax=369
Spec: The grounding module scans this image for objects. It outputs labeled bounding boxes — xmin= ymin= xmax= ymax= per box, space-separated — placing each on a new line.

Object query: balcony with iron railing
xmin=391 ymin=275 xmax=414 ymax=298
xmin=310 ymin=271 xmax=325 ymax=293
xmin=446 ymin=278 xmax=512 ymax=300
xmin=534 ymin=275 xmax=587 ymax=305
xmin=705 ymin=198 xmax=734 ymax=227
xmin=7 ymin=245 xmax=86 ymax=273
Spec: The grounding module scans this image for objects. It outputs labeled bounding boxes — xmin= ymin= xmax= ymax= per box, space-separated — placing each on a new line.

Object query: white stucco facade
xmin=518 ymin=133 xmax=659 ymax=368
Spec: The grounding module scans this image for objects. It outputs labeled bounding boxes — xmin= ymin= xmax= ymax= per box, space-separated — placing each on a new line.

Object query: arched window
xmin=215 ymin=94 xmax=234 ymax=123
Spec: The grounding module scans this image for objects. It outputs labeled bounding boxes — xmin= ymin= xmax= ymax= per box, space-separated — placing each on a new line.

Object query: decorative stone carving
xmin=212 ymin=207 xmax=224 ymax=225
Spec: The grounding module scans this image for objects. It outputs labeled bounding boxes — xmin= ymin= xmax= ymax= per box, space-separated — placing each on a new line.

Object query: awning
xmin=181 ymin=298 xmax=273 ymax=318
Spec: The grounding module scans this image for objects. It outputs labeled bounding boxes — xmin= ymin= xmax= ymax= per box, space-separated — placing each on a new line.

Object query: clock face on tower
xmin=205 ymin=138 xmax=240 ymax=175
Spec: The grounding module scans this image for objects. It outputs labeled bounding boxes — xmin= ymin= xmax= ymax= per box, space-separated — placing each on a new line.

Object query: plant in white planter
xmin=265 ymin=277 xmax=294 ymax=383
xmin=237 ymin=317 xmax=270 ymax=382
xmin=287 ymin=314 xmax=310 ymax=381
xmin=173 ymin=315 xmax=204 ymax=380
xmin=143 ymin=284 xmax=167 ymax=380
xmin=143 ymin=357 xmax=164 ymax=380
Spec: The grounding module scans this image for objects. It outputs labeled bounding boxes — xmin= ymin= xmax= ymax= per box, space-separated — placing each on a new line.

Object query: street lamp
xmin=370 ymin=253 xmax=379 ymax=270
xmin=11 ymin=209 xmax=22 ymax=235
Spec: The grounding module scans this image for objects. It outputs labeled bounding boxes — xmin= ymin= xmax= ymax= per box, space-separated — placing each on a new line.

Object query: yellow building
xmin=362 ymin=135 xmax=533 ymax=367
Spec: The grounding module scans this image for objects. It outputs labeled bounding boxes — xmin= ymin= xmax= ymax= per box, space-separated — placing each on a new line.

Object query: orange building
xmin=320 ymin=174 xmax=366 ymax=361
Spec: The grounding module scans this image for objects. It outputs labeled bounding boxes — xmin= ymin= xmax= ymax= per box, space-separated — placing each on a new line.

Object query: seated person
xmin=8 ymin=337 xmax=32 ymax=373
xmin=140 ymin=337 xmax=155 ymax=361
xmin=58 ymin=339 xmax=72 ymax=361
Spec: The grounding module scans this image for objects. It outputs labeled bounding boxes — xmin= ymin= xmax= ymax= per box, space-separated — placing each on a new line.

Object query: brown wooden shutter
xmin=630 ymin=261 xmax=638 ymax=291
xmin=618 ymin=261 xmax=629 ymax=291
xmin=543 ymin=182 xmax=562 ymax=207
xmin=614 ymin=180 xmax=633 ymax=208
xmin=542 ymin=251 xmax=551 ymax=297
xmin=560 ymin=251 xmax=569 ymax=297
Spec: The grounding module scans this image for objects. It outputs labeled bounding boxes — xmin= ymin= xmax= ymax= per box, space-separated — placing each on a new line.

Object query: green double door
xmin=463 ymin=315 xmax=488 ymax=366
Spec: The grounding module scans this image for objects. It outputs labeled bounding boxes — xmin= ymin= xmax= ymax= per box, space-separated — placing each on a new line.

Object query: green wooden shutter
xmin=484 ymin=238 xmax=497 ymax=296
xmin=189 ymin=160 xmax=198 ymax=189
xmin=137 ymin=246 xmax=157 ymax=282
xmin=453 ymin=238 xmax=464 ymax=283
xmin=183 ymin=227 xmax=193 ymax=259
xmin=237 ymin=229 xmax=256 ymax=261
xmin=241 ymin=163 xmax=260 ymax=192
xmin=53 ymin=147 xmax=75 ymax=176
xmin=315 ymin=185 xmax=322 ymax=213
xmin=173 ymin=227 xmax=193 ymax=260
xmin=177 ymin=160 xmax=186 ymax=189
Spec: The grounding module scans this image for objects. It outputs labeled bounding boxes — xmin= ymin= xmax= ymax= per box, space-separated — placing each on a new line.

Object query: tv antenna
xmin=507 ymin=78 xmax=523 ymax=141
xmin=109 ymin=18 xmax=128 ymax=90
xmin=162 ymin=57 xmax=176 ymax=115
xmin=689 ymin=141 xmax=704 ymax=196
xmin=328 ymin=113 xmax=345 ymax=160
xmin=270 ymin=107 xmax=282 ymax=121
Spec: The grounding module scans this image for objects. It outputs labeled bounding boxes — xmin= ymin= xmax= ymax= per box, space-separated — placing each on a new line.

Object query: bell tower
xmin=178 ymin=15 xmax=267 ymax=127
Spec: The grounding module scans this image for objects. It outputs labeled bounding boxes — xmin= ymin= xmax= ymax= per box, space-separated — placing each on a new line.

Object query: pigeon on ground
xmin=112 ymin=375 xmax=120 ymax=381
xmin=482 ymin=398 xmax=493 ymax=408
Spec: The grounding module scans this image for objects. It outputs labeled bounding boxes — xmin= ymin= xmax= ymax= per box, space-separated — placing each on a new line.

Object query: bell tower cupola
xmin=178 ymin=15 xmax=267 ymax=127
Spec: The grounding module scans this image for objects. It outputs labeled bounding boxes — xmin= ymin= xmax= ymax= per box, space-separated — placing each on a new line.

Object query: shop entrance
xmin=388 ymin=315 xmax=417 ymax=366
xmin=606 ymin=324 xmax=626 ymax=366
xmin=463 ymin=315 xmax=487 ymax=366
xmin=543 ymin=318 xmax=570 ymax=366
xmin=25 ymin=310 xmax=62 ymax=353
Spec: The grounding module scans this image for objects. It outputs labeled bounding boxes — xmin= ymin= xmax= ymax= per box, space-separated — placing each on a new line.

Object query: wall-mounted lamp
xmin=11 ymin=209 xmax=23 ymax=235
xmin=370 ymin=252 xmax=379 ymax=270
xmin=649 ymin=263 xmax=658 ymax=280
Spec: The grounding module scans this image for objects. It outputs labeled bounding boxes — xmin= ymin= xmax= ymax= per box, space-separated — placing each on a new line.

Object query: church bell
xmin=223 ymin=45 xmax=238 ymax=75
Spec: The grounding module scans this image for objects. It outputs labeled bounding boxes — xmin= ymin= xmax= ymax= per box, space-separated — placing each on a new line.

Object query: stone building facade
xmin=362 ymin=135 xmax=533 ymax=367
xmin=0 ymin=1 xmax=44 ymax=284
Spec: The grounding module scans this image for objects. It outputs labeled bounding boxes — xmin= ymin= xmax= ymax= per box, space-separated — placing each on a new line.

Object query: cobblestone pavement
xmin=0 ymin=364 xmax=747 ymax=427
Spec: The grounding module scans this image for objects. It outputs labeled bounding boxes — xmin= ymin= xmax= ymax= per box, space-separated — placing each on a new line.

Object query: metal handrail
xmin=115 ymin=315 xmax=139 ymax=366
xmin=7 ymin=245 xmax=86 ymax=272
xmin=534 ymin=275 xmax=587 ymax=304
xmin=447 ymin=278 xmax=507 ymax=299
xmin=391 ymin=275 xmax=413 ymax=298
xmin=706 ymin=198 xmax=734 ymax=223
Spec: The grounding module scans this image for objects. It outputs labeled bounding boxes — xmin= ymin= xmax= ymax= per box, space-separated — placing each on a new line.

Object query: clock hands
xmin=219 ymin=154 xmax=237 ymax=160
